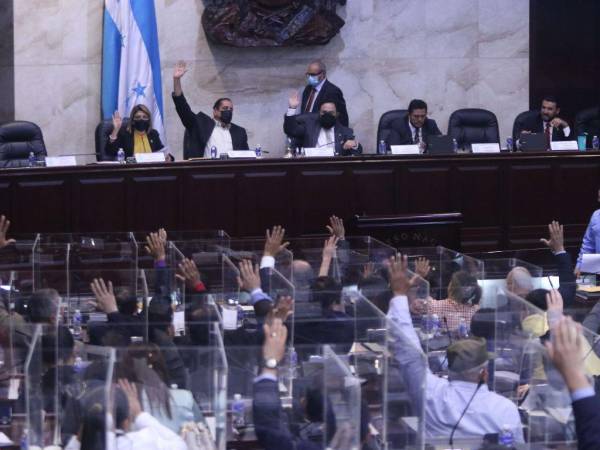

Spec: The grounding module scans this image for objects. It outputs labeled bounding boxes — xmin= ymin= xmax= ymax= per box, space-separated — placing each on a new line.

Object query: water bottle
xmin=300 ymin=147 xmax=306 ymax=157
xmin=232 ymin=394 xmax=246 ymax=429
xmin=458 ymin=317 xmax=469 ymax=339
xmin=506 ymin=137 xmax=513 ymax=152
xmin=254 ymin=144 xmax=262 ymax=158
xmin=236 ymin=301 xmax=244 ymax=328
xmin=210 ymin=145 xmax=217 ymax=159
xmin=117 ymin=148 xmax=125 ymax=163
xmin=452 ymin=139 xmax=459 ymax=153
xmin=593 ymin=135 xmax=599 ymax=150
xmin=284 ymin=138 xmax=294 ymax=158
xmin=20 ymin=429 xmax=27 ymax=450
xmin=378 ymin=140 xmax=387 ymax=155
xmin=28 ymin=152 xmax=36 ymax=167
xmin=498 ymin=425 xmax=515 ymax=447
xmin=72 ymin=309 xmax=82 ymax=338
xmin=431 ymin=314 xmax=440 ymax=336
xmin=73 ymin=356 xmax=84 ymax=374
xmin=289 ymin=348 xmax=298 ymax=379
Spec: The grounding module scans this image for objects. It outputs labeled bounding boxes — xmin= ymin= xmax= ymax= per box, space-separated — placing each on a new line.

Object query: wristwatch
xmin=264 ymin=358 xmax=278 ymax=369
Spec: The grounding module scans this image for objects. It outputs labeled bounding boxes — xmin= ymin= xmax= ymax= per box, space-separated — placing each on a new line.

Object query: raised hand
xmin=0 ymin=215 xmax=16 ymax=249
xmin=145 ymin=231 xmax=166 ymax=262
xmin=362 ymin=262 xmax=375 ymax=279
xmin=111 ymin=111 xmax=122 ymax=138
xmin=263 ymin=225 xmax=290 ymax=257
xmin=546 ymin=289 xmax=564 ymax=327
xmin=237 ymin=259 xmax=261 ymax=292
xmin=271 ymin=295 xmax=294 ymax=322
xmin=90 ymin=278 xmax=117 ymax=314
xmin=388 ymin=254 xmax=414 ymax=297
xmin=414 ymin=257 xmax=431 ymax=279
xmin=262 ymin=318 xmax=288 ymax=365
xmin=322 ymin=235 xmax=339 ymax=260
xmin=540 ymin=221 xmax=565 ymax=253
xmin=176 ymin=258 xmax=201 ymax=288
xmin=326 ymin=215 xmax=345 ymax=240
xmin=288 ymin=91 xmax=300 ymax=109
xmin=173 ymin=61 xmax=188 ymax=79
xmin=118 ymin=379 xmax=142 ymax=420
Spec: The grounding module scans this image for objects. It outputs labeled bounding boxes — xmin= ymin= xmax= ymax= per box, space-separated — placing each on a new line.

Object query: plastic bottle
xmin=210 ymin=146 xmax=218 ymax=159
xmin=236 ymin=301 xmax=244 ymax=329
xmin=452 ymin=139 xmax=459 ymax=153
xmin=72 ymin=309 xmax=82 ymax=339
xmin=117 ymin=148 xmax=125 ymax=163
xmin=431 ymin=314 xmax=440 ymax=336
xmin=498 ymin=425 xmax=515 ymax=447
xmin=378 ymin=140 xmax=387 ymax=155
xmin=289 ymin=348 xmax=298 ymax=379
xmin=28 ymin=152 xmax=36 ymax=168
xmin=255 ymin=145 xmax=262 ymax=158
xmin=20 ymin=429 xmax=28 ymax=450
xmin=73 ymin=356 xmax=84 ymax=374
xmin=458 ymin=317 xmax=469 ymax=339
xmin=231 ymin=394 xmax=246 ymax=429
xmin=506 ymin=137 xmax=513 ymax=152
xmin=593 ymin=135 xmax=599 ymax=151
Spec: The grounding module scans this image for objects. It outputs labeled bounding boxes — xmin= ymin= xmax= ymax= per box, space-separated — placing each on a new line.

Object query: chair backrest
xmin=0 ymin=121 xmax=47 ymax=168
xmin=376 ymin=109 xmax=408 ymax=145
xmin=448 ymin=108 xmax=499 ymax=148
xmin=512 ymin=110 xmax=539 ymax=143
xmin=95 ymin=118 xmax=130 ymax=161
xmin=575 ymin=106 xmax=600 ymax=144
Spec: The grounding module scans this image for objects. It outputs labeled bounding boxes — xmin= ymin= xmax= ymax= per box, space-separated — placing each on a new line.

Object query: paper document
xmin=581 ymin=254 xmax=600 ymax=273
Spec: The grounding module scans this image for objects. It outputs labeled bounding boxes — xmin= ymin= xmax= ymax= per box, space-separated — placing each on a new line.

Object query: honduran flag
xmin=101 ymin=0 xmax=165 ymax=141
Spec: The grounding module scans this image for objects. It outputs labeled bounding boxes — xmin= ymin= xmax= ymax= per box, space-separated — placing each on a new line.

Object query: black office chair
xmin=0 ymin=121 xmax=47 ymax=168
xmin=575 ymin=106 xmax=600 ymax=148
xmin=448 ymin=108 xmax=499 ymax=149
xmin=512 ymin=110 xmax=539 ymax=144
xmin=94 ymin=118 xmax=130 ymax=161
xmin=376 ymin=109 xmax=408 ymax=146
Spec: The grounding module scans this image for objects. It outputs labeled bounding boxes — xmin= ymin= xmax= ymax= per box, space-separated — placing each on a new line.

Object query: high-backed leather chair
xmin=512 ymin=110 xmax=539 ymax=143
xmin=575 ymin=106 xmax=600 ymax=148
xmin=95 ymin=118 xmax=130 ymax=161
xmin=376 ymin=109 xmax=408 ymax=146
xmin=0 ymin=121 xmax=47 ymax=168
xmin=448 ymin=108 xmax=499 ymax=149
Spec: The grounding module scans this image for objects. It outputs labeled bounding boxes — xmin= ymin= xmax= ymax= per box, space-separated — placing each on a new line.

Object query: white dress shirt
xmin=387 ymin=295 xmax=525 ymax=443
xmin=408 ymin=121 xmax=423 ymax=145
xmin=317 ymin=126 xmax=335 ymax=149
xmin=204 ymin=119 xmax=233 ymax=158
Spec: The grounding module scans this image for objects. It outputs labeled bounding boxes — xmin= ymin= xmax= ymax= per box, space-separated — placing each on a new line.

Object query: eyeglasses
xmin=306 ymin=71 xmax=323 ymax=77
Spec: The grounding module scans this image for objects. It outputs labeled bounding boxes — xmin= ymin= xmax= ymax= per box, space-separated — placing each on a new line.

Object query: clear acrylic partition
xmin=398 ymin=246 xmax=485 ymax=300
xmin=24 ymin=324 xmax=44 ymax=448
xmin=487 ymin=287 xmax=594 ymax=447
xmin=228 ymin=238 xmax=293 ymax=281
xmin=479 ymin=258 xmax=543 ymax=309
xmin=322 ymin=345 xmax=361 ymax=450
xmin=0 ymin=237 xmax=37 ymax=272
xmin=221 ymin=255 xmax=240 ymax=305
xmin=31 ymin=239 xmax=69 ymax=293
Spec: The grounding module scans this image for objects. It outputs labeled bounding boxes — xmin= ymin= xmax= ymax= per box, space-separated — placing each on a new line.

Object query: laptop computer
xmin=519 ymin=132 xmax=547 ymax=152
xmin=426 ymin=135 xmax=455 ymax=155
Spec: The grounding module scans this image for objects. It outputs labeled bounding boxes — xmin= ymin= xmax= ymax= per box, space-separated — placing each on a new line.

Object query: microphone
xmin=449 ymin=376 xmax=485 ymax=448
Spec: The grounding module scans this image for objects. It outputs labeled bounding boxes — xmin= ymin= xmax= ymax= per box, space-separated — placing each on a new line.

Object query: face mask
xmin=220 ymin=109 xmax=233 ymax=124
xmin=319 ymin=113 xmax=336 ymax=129
xmin=307 ymin=75 xmax=320 ymax=87
xmin=133 ymin=119 xmax=149 ymax=132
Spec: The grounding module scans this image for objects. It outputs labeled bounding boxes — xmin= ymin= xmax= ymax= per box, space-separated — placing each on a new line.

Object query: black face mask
xmin=133 ymin=119 xmax=150 ymax=132
xmin=220 ymin=109 xmax=233 ymax=124
xmin=319 ymin=113 xmax=336 ymax=129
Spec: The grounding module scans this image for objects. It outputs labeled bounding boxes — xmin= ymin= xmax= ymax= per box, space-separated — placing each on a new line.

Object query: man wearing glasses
xmin=298 ymin=60 xmax=349 ymax=127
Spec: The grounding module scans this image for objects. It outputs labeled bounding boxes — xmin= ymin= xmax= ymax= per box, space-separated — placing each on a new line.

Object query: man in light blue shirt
xmin=386 ymin=255 xmax=525 ymax=443
xmin=576 ymin=190 xmax=600 ymax=274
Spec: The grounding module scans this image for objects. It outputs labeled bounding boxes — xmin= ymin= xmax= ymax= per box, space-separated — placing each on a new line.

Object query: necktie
xmin=305 ymin=89 xmax=316 ymax=113
xmin=545 ymin=122 xmax=551 ymax=149
xmin=414 ymin=128 xmax=420 ymax=145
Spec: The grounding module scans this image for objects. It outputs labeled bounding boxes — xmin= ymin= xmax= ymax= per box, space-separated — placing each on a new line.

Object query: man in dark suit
xmin=386 ymin=99 xmax=441 ymax=151
xmin=515 ymin=95 xmax=572 ymax=149
xmin=299 ymin=60 xmax=349 ymax=127
xmin=284 ymin=93 xmax=362 ymax=156
xmin=171 ymin=61 xmax=249 ymax=159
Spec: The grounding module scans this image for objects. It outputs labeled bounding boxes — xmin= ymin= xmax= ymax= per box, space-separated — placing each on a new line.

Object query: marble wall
xmin=13 ymin=0 xmax=529 ymax=158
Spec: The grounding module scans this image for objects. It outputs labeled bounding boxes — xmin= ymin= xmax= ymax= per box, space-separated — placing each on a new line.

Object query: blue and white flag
xmin=102 ymin=0 xmax=165 ymax=141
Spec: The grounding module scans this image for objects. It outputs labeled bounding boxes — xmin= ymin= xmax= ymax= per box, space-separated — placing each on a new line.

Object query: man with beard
xmin=284 ymin=92 xmax=361 ymax=156
xmin=515 ymin=95 xmax=571 ymax=149
xmin=171 ymin=61 xmax=249 ymax=159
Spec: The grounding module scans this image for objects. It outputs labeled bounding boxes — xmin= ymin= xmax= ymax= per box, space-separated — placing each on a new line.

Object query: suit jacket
xmin=283 ymin=113 xmax=362 ymax=156
xmin=253 ymin=379 xmax=321 ymax=450
xmin=105 ymin=128 xmax=163 ymax=158
xmin=572 ymin=394 xmax=600 ymax=450
xmin=515 ymin=111 xmax=570 ymax=141
xmin=301 ymin=79 xmax=349 ymax=127
xmin=555 ymin=252 xmax=576 ymax=308
xmin=386 ymin=116 xmax=442 ymax=147
xmin=172 ymin=93 xmax=249 ymax=159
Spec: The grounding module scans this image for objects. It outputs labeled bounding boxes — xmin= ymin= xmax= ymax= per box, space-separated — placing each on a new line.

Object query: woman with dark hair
xmin=106 ymin=105 xmax=165 ymax=158
xmin=117 ymin=342 xmax=204 ymax=433
xmin=65 ymin=380 xmax=186 ymax=450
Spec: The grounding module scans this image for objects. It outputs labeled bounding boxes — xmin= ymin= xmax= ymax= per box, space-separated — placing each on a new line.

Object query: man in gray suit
xmin=284 ymin=92 xmax=362 ymax=156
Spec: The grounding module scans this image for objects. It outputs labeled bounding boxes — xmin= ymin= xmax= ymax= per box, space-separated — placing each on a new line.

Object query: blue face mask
xmin=307 ymin=75 xmax=320 ymax=87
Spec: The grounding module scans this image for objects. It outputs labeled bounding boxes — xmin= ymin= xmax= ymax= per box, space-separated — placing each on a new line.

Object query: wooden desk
xmin=1 ymin=151 xmax=598 ymax=252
